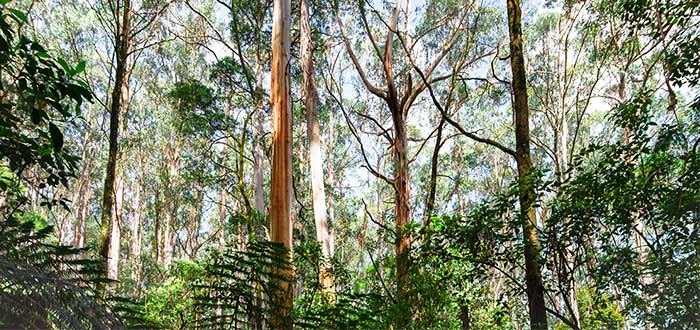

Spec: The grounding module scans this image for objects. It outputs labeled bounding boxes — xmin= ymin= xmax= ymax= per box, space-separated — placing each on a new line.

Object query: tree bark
xmin=270 ymin=0 xmax=293 ymax=327
xmin=253 ymin=58 xmax=266 ymax=216
xmin=97 ymin=0 xmax=131 ymax=296
xmin=217 ymin=166 xmax=228 ymax=250
xmin=300 ymin=0 xmax=334 ymax=298
xmin=506 ymin=0 xmax=548 ymax=329
xmin=424 ymin=118 xmax=444 ymax=226
xmin=163 ymin=147 xmax=179 ymax=269
xmin=74 ymin=181 xmax=91 ymax=249
xmin=219 ymin=97 xmax=232 ymax=250
xmin=108 ymin=175 xmax=124 ymax=280
xmin=129 ymin=173 xmax=142 ymax=284
xmin=460 ymin=304 xmax=471 ymax=330
xmin=391 ymin=102 xmax=411 ymax=296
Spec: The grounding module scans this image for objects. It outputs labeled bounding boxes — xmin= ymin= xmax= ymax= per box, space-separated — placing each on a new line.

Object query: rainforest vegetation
xmin=0 ymin=0 xmax=699 ymax=328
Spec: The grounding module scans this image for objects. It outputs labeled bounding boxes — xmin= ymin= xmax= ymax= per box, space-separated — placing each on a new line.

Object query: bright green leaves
xmin=7 ymin=8 xmax=26 ymax=23
xmin=56 ymin=57 xmax=86 ymax=77
xmin=74 ymin=60 xmax=86 ymax=75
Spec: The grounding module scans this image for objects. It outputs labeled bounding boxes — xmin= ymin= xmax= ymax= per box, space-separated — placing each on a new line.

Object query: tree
xmin=270 ymin=0 xmax=293 ymax=326
xmin=300 ymin=0 xmax=334 ymax=298
xmin=96 ymin=0 xmax=132 ymax=292
xmin=335 ymin=0 xmax=469 ymax=309
xmin=96 ymin=0 xmax=170 ymax=293
xmin=506 ymin=0 xmax=548 ymax=328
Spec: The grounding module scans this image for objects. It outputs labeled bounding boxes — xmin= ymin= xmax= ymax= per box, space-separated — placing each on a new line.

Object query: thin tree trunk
xmin=217 ymin=169 xmax=228 ymax=250
xmin=326 ymin=108 xmax=336 ymax=254
xmin=130 ymin=173 xmax=142 ymax=284
xmin=559 ymin=111 xmax=581 ymax=327
xmin=108 ymin=175 xmax=124 ymax=280
xmin=219 ymin=97 xmax=232 ymax=250
xmin=154 ymin=190 xmax=162 ymax=264
xmin=74 ymin=105 xmax=94 ymax=249
xmin=253 ymin=59 xmax=266 ymax=215
xmin=376 ymin=156 xmax=386 ymax=279
xmin=270 ymin=0 xmax=293 ymax=326
xmin=163 ymin=150 xmax=178 ymax=269
xmin=424 ymin=118 xmax=444 ymax=226
xmin=506 ymin=1 xmax=548 ymax=329
xmin=300 ymin=0 xmax=334 ymax=298
xmin=74 ymin=183 xmax=91 ymax=249
xmin=97 ymin=0 xmax=131 ymax=296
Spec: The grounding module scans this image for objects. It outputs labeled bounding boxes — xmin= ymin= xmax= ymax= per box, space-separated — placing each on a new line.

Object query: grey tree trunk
xmin=97 ymin=0 xmax=131 ymax=296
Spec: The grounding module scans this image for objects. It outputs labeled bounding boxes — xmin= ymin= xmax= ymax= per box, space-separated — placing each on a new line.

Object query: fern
xmin=0 ymin=216 xmax=123 ymax=329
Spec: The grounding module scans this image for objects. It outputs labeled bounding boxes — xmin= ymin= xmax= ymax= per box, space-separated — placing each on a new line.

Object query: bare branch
xmin=335 ymin=6 xmax=387 ymax=98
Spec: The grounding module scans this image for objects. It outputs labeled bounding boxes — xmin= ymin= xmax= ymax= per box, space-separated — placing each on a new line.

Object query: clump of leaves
xmin=0 ymin=1 xmax=92 ymax=210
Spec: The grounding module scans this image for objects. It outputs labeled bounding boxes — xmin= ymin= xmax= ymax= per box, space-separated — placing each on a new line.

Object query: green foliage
xmin=0 ymin=2 xmax=92 ymax=211
xmin=142 ymin=261 xmax=205 ymax=328
xmin=548 ymin=93 xmax=700 ymax=329
xmin=167 ymin=80 xmax=218 ymax=136
xmin=554 ymin=287 xmax=624 ymax=330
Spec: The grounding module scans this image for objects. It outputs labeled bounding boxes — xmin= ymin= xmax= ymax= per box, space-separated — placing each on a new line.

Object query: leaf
xmin=56 ymin=57 xmax=71 ymax=74
xmin=30 ymin=107 xmax=44 ymax=124
xmin=49 ymin=122 xmax=63 ymax=151
xmin=74 ymin=60 xmax=86 ymax=75
xmin=36 ymin=51 xmax=50 ymax=58
xmin=8 ymin=8 xmax=27 ymax=24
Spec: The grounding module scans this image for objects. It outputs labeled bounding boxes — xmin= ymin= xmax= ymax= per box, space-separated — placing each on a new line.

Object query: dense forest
xmin=0 ymin=0 xmax=698 ymax=328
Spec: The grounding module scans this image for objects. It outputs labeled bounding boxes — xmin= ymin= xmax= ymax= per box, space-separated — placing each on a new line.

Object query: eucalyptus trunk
xmin=253 ymin=59 xmax=265 ymax=215
xmin=300 ymin=0 xmax=334 ymax=298
xmin=97 ymin=0 xmax=131 ymax=296
xmin=107 ymin=175 xmax=124 ymax=280
xmin=506 ymin=0 xmax=548 ymax=328
xmin=129 ymin=174 xmax=142 ymax=283
xmin=270 ymin=0 xmax=294 ymax=326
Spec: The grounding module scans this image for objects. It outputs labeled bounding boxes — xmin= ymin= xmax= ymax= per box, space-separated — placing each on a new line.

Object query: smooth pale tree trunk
xmin=270 ymin=0 xmax=293 ymax=327
xmin=188 ymin=188 xmax=203 ymax=257
xmin=506 ymin=0 xmax=548 ymax=329
xmin=618 ymin=71 xmax=653 ymax=330
xmin=130 ymin=174 xmax=142 ymax=283
xmin=154 ymin=190 xmax=162 ymax=264
xmin=163 ymin=151 xmax=179 ymax=269
xmin=74 ymin=183 xmax=91 ymax=249
xmin=219 ymin=98 xmax=232 ymax=250
xmin=98 ymin=0 xmax=131 ymax=296
xmin=217 ymin=172 xmax=228 ymax=250
xmin=253 ymin=60 xmax=265 ymax=216
xmin=157 ymin=143 xmax=179 ymax=268
xmin=73 ymin=105 xmax=95 ymax=249
xmin=326 ymin=111 xmax=336 ymax=254
xmin=558 ymin=111 xmax=581 ymax=327
xmin=300 ymin=0 xmax=334 ymax=298
xmin=108 ymin=175 xmax=124 ymax=280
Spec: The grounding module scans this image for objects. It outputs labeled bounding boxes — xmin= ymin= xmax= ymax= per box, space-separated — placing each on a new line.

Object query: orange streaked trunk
xmin=270 ymin=0 xmax=293 ymax=327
